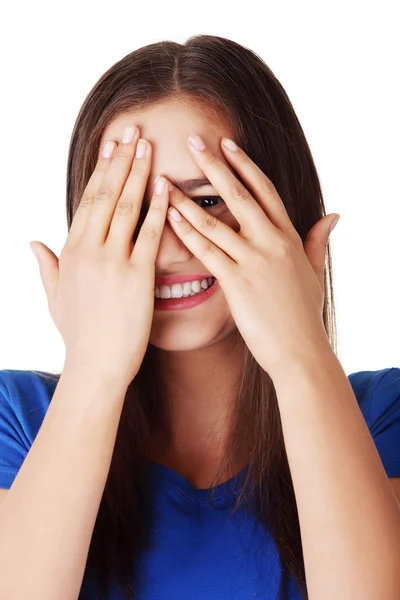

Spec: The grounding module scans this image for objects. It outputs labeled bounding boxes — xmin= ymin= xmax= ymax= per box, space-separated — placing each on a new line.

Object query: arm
xmin=271 ymin=345 xmax=400 ymax=600
xmin=0 ymin=363 xmax=130 ymax=600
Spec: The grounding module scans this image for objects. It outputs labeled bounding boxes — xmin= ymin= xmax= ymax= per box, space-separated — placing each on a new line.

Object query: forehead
xmin=102 ymin=98 xmax=232 ymax=145
xmin=99 ymin=99 xmax=236 ymax=188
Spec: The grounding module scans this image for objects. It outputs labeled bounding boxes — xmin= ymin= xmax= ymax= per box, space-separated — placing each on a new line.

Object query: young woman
xmin=0 ymin=34 xmax=399 ymax=600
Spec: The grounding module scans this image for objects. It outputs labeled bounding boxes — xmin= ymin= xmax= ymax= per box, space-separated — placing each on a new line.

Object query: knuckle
xmin=182 ymin=222 xmax=195 ymax=236
xmin=60 ymin=244 xmax=85 ymax=266
xmin=79 ymin=194 xmax=93 ymax=207
xmin=201 ymin=213 xmax=218 ymax=231
xmin=130 ymin=162 xmax=148 ymax=177
xmin=231 ymin=183 xmax=251 ymax=202
xmin=95 ymin=187 xmax=115 ymax=202
xmin=114 ymin=200 xmax=134 ymax=215
xmin=274 ymin=238 xmax=292 ymax=259
xmin=62 ymin=240 xmax=88 ymax=258
xmin=203 ymin=153 xmax=218 ymax=166
xmin=114 ymin=148 xmax=133 ymax=160
xmin=202 ymin=240 xmax=216 ymax=255
xmin=140 ymin=226 xmax=158 ymax=240
xmin=261 ymin=177 xmax=277 ymax=195
xmin=95 ymin=164 xmax=108 ymax=175
xmin=149 ymin=202 xmax=165 ymax=212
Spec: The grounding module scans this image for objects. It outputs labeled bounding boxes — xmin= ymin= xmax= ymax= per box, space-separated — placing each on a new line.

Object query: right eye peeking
xmin=191 ymin=195 xmax=226 ymax=212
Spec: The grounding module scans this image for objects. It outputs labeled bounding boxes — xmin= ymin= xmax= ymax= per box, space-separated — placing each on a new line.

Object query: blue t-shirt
xmin=0 ymin=367 xmax=399 ymax=599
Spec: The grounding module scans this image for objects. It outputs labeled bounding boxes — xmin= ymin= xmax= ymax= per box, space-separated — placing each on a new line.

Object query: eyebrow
xmin=144 ymin=177 xmax=213 ymax=202
xmin=170 ymin=177 xmax=212 ymax=192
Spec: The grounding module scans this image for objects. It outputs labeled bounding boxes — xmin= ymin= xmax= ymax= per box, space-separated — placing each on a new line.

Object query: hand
xmin=164 ymin=133 xmax=340 ymax=377
xmin=30 ymin=127 xmax=169 ymax=386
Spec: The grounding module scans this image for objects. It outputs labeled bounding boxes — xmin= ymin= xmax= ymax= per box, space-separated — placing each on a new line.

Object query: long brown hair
xmin=35 ymin=34 xmax=337 ymax=599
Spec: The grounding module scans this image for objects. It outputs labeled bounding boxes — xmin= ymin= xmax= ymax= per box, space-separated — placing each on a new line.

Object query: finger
xmin=106 ymin=139 xmax=155 ymax=257
xmin=32 ymin=241 xmax=60 ymax=314
xmin=219 ymin=138 xmax=296 ymax=237
xmin=167 ymin=182 xmax=248 ymax=263
xmin=166 ymin=205 xmax=235 ymax=284
xmin=83 ymin=126 xmax=145 ymax=248
xmin=131 ymin=176 xmax=169 ymax=266
xmin=187 ymin=134 xmax=272 ymax=240
xmin=66 ymin=138 xmax=118 ymax=247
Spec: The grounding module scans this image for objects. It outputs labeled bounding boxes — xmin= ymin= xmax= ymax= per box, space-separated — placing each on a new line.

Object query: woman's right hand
xmin=30 ymin=125 xmax=169 ymax=386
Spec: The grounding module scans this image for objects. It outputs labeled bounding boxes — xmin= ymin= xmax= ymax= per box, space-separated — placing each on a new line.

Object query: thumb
xmin=303 ymin=213 xmax=340 ymax=288
xmin=30 ymin=241 xmax=59 ymax=309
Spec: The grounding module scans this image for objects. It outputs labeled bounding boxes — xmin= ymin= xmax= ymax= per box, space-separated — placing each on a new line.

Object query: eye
xmin=192 ymin=195 xmax=226 ymax=211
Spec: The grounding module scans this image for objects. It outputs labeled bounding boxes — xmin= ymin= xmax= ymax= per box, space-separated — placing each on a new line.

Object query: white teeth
xmin=170 ymin=284 xmax=183 ymax=299
xmin=155 ymin=277 xmax=216 ymax=299
xmin=159 ymin=285 xmax=171 ymax=299
xmin=191 ymin=280 xmax=201 ymax=293
xmin=183 ymin=281 xmax=192 ymax=296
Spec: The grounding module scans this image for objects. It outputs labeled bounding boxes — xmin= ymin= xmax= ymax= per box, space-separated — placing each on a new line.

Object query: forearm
xmin=0 ymin=364 xmax=130 ymax=600
xmin=271 ymin=345 xmax=400 ymax=600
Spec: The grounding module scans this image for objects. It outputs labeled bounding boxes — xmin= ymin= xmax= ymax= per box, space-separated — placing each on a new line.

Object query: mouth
xmin=154 ymin=276 xmax=217 ymax=299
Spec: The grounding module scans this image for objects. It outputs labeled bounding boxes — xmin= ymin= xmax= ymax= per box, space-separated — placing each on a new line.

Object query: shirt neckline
xmin=150 ymin=460 xmax=250 ymax=502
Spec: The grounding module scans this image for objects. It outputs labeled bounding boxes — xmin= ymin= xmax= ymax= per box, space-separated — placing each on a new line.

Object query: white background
xmin=0 ymin=0 xmax=398 ymax=375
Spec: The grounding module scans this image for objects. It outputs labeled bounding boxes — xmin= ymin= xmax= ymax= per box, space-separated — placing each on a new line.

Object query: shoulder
xmin=0 ymin=369 xmax=60 ymax=488
xmin=348 ymin=367 xmax=400 ymax=427
xmin=348 ymin=367 xmax=400 ymax=477
xmin=0 ymin=369 xmax=60 ymax=443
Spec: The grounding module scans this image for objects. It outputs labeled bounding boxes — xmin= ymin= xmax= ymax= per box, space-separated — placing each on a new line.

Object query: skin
xmin=99 ymin=99 xmax=247 ymax=488
xmin=22 ymin=94 xmax=400 ymax=598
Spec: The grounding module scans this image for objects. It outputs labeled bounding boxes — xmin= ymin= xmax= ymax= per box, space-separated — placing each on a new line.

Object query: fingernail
xmin=135 ymin=139 xmax=147 ymax=159
xmin=155 ymin=177 xmax=166 ymax=195
xmin=102 ymin=141 xmax=116 ymax=158
xmin=168 ymin=207 xmax=182 ymax=222
xmin=188 ymin=134 xmax=206 ymax=151
xmin=329 ymin=214 xmax=340 ymax=233
xmin=222 ymin=138 xmax=238 ymax=151
xmin=30 ymin=244 xmax=38 ymax=258
xmin=121 ymin=126 xmax=136 ymax=144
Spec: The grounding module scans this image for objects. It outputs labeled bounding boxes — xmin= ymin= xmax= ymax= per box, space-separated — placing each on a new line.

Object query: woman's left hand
xmin=164 ymin=133 xmax=340 ymax=377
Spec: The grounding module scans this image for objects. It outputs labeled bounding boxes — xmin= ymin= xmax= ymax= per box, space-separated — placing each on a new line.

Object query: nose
xmin=154 ymin=219 xmax=195 ymax=272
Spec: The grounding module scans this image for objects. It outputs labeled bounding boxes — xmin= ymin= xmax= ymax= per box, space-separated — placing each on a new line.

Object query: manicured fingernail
xmin=135 ymin=139 xmax=147 ymax=158
xmin=168 ymin=207 xmax=182 ymax=222
xmin=188 ymin=134 xmax=206 ymax=151
xmin=222 ymin=138 xmax=238 ymax=151
xmin=155 ymin=177 xmax=166 ymax=195
xmin=102 ymin=141 xmax=115 ymax=158
xmin=122 ymin=126 xmax=137 ymax=144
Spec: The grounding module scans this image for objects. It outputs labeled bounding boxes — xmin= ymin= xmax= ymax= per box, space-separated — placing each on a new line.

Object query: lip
xmin=155 ymin=274 xmax=214 ymax=286
xmin=154 ymin=278 xmax=219 ymax=311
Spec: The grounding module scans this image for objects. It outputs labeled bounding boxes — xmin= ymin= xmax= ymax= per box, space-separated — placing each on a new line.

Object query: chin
xmin=148 ymin=313 xmax=236 ymax=353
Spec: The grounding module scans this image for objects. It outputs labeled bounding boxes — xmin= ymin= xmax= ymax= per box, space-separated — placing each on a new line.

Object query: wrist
xmin=268 ymin=336 xmax=336 ymax=384
xmin=62 ymin=356 xmax=135 ymax=391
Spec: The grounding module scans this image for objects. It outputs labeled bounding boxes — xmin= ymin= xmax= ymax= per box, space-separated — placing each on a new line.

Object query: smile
xmin=155 ymin=277 xmax=217 ymax=299
xmin=154 ymin=278 xmax=219 ymax=311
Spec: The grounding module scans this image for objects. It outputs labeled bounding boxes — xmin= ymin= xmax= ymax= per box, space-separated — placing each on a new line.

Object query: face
xmin=100 ymin=99 xmax=241 ymax=352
